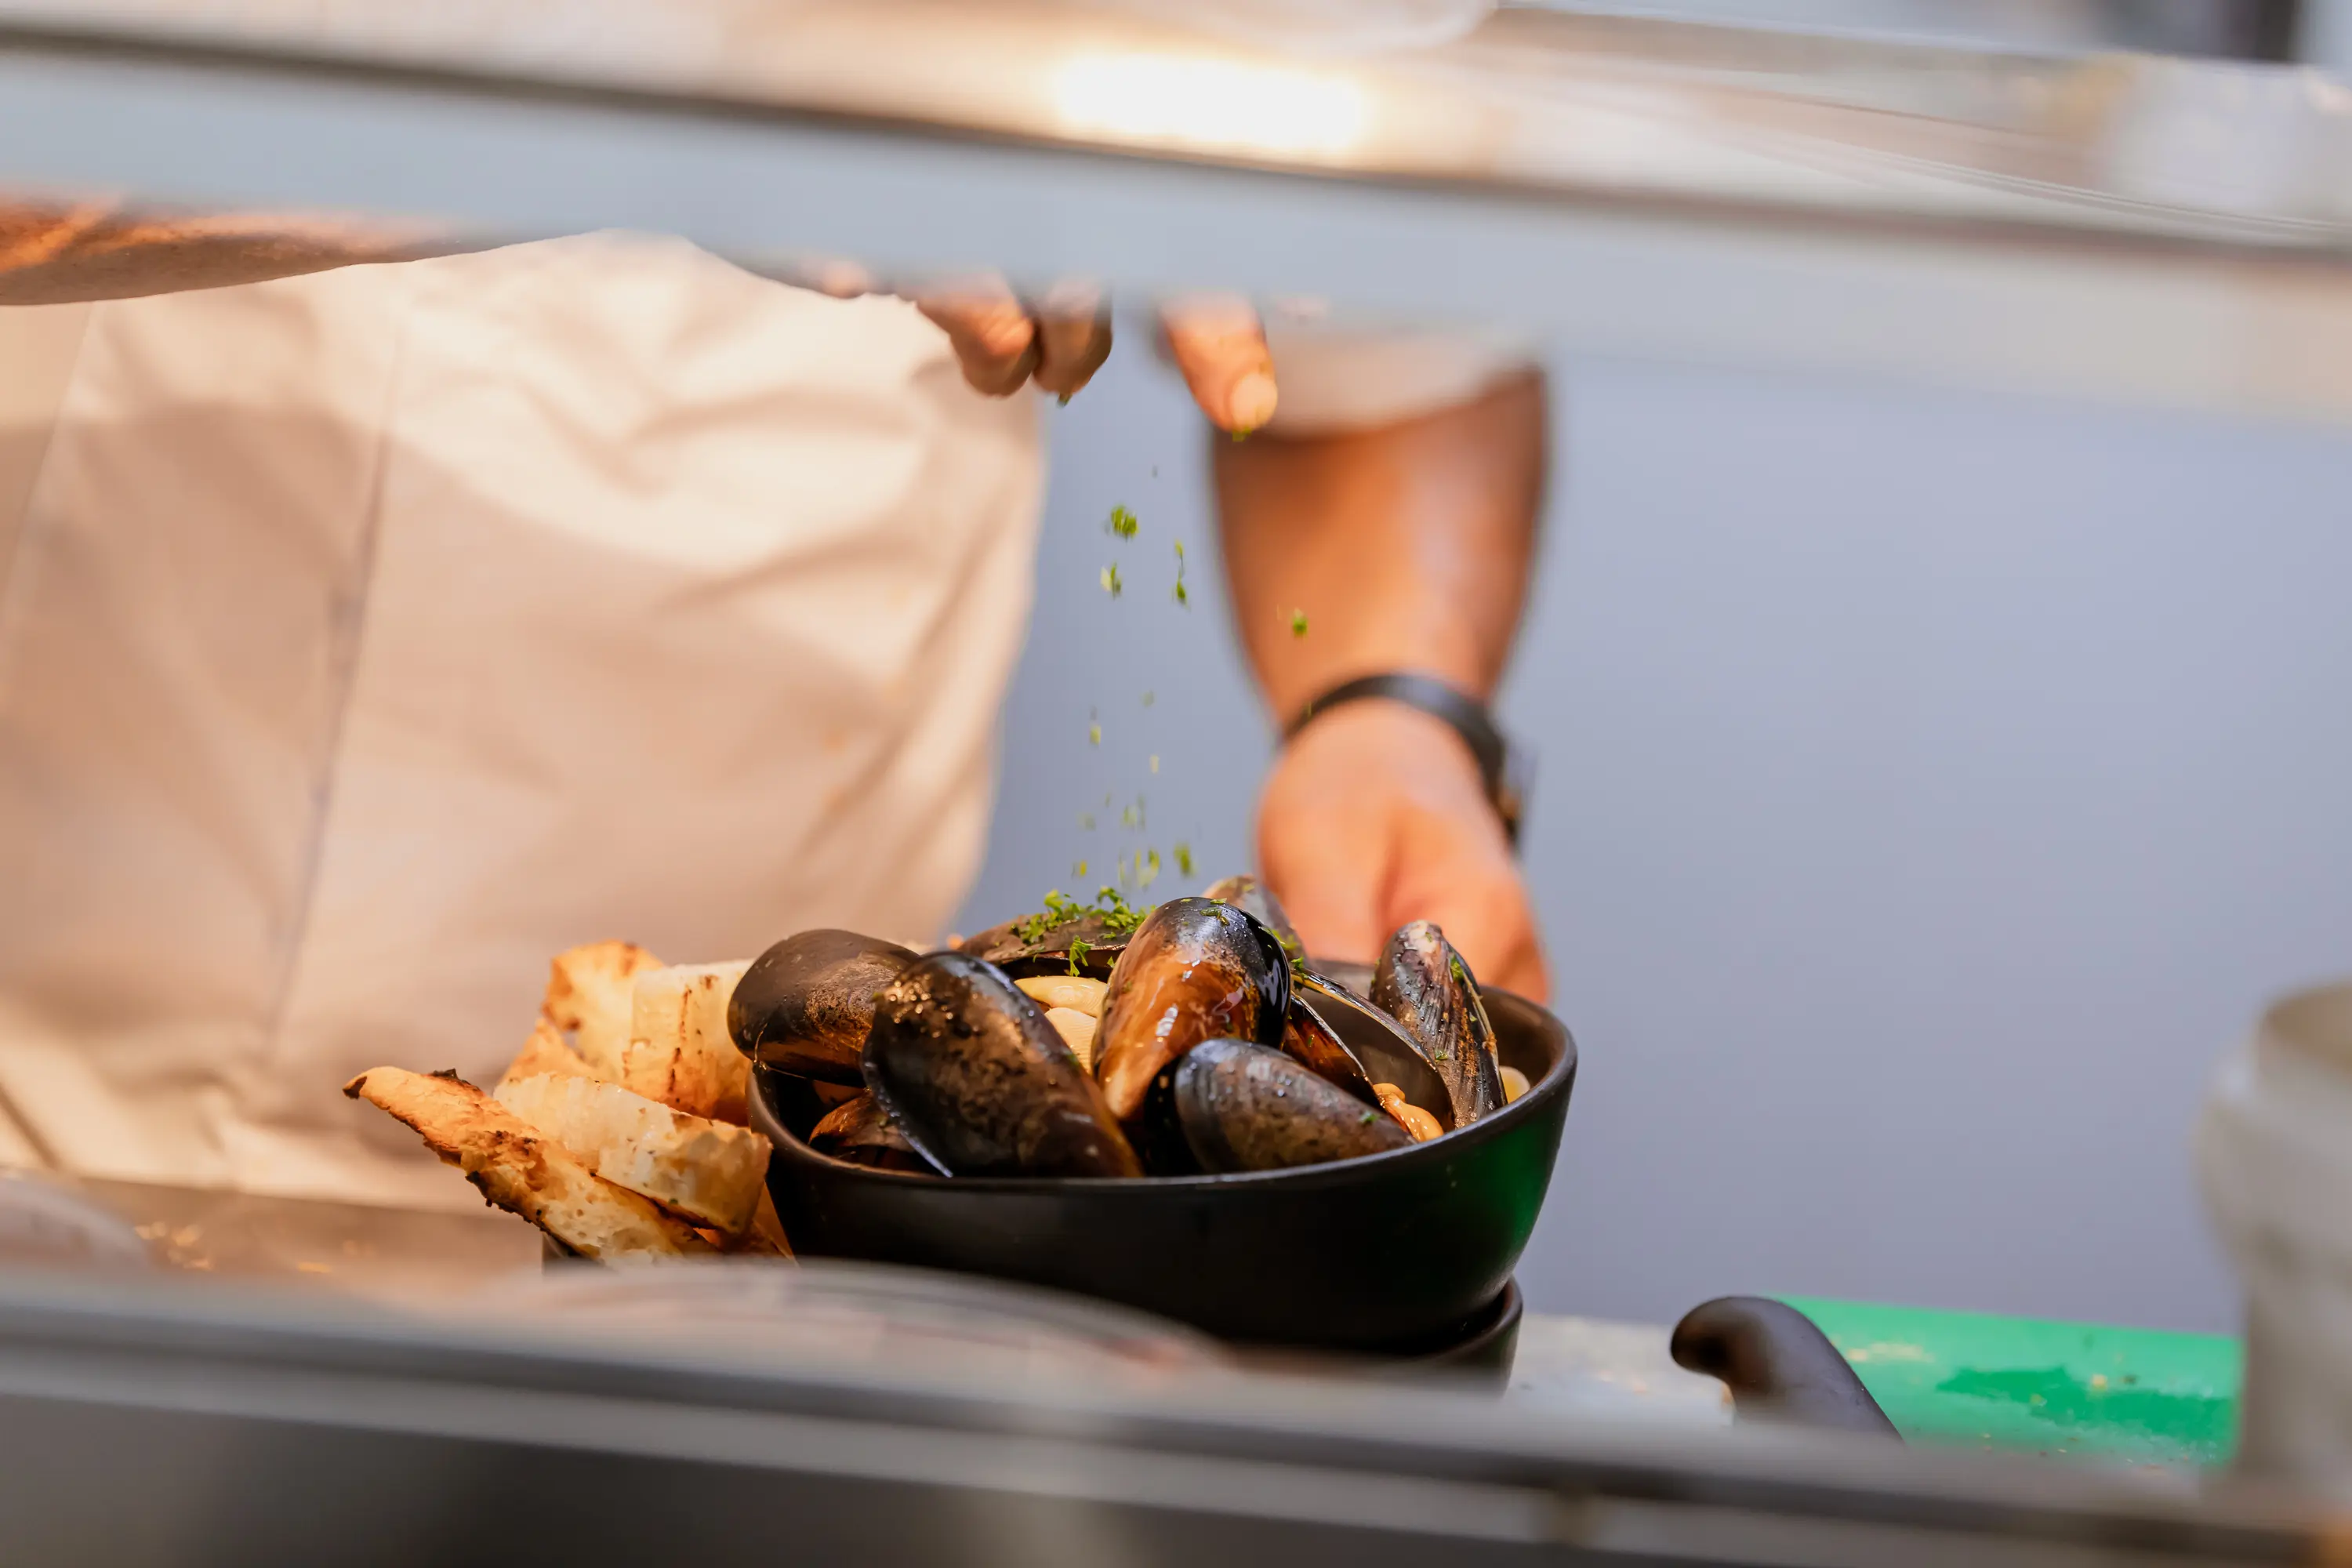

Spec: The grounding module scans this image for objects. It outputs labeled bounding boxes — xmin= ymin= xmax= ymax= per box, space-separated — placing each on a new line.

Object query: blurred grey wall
xmin=958 ymin=339 xmax=2352 ymax=1336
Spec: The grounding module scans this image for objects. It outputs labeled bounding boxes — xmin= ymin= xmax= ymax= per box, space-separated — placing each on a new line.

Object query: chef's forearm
xmin=0 ymin=201 xmax=446 ymax=305
xmin=1213 ymin=370 xmax=1546 ymax=721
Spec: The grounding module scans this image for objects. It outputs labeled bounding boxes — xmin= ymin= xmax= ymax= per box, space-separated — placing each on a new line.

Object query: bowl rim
xmin=753 ymin=985 xmax=1576 ymax=1195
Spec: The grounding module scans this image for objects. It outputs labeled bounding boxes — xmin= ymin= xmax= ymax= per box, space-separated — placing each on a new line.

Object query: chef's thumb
xmin=1160 ymin=295 xmax=1278 ymax=434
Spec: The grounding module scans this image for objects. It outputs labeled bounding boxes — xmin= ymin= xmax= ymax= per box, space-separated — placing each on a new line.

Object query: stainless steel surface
xmin=79 ymin=1178 xmax=543 ymax=1302
xmin=0 ymin=1261 xmax=2327 ymax=1565
xmin=5 ymin=2 xmax=2352 ymax=421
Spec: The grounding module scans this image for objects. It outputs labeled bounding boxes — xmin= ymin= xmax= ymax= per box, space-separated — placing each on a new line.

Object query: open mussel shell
xmin=956 ymin=912 xmax=1129 ymax=980
xmin=1203 ymin=873 xmax=1301 ymax=955
xmin=864 ymin=953 xmax=1141 ymax=1179
xmin=1371 ymin=921 xmax=1504 ymax=1129
xmin=730 ymin=930 xmax=916 ymax=1084
xmin=808 ymin=1094 xmax=930 ymax=1173
xmin=1290 ymin=968 xmax=1456 ymax=1129
xmin=1094 ymin=897 xmax=1292 ymax=1123
xmin=1278 ymin=990 xmax=1381 ymax=1107
xmin=1172 ymin=1040 xmax=1414 ymax=1174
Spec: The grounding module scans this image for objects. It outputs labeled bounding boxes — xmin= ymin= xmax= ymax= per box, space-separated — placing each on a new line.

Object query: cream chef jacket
xmin=0 ymin=230 xmax=1533 ymax=1212
xmin=0 ymin=233 xmax=1044 ymax=1210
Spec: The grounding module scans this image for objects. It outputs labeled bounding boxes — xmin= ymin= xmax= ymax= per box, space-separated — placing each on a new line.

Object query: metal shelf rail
xmin=2 ymin=0 xmax=2351 ymax=423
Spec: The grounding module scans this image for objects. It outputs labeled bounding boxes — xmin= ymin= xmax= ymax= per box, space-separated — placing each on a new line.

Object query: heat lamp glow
xmin=1052 ymin=53 xmax=1371 ymax=158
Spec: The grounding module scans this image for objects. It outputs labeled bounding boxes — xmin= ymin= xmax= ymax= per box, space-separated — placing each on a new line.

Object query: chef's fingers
xmin=915 ymin=274 xmax=1040 ymax=397
xmin=799 ymin=256 xmax=880 ymax=299
xmin=1160 ymin=294 xmax=1279 ymax=434
xmin=1030 ymin=279 xmax=1114 ymax=400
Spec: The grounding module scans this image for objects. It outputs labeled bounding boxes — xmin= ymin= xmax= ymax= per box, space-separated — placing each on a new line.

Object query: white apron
xmin=0 ymin=233 xmax=1041 ymax=1210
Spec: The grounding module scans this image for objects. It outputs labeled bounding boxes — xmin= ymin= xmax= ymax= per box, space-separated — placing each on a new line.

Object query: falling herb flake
xmin=1078 ymin=812 xmax=1095 ymax=831
xmin=1171 ymin=540 xmax=1192 ymax=608
xmin=1088 ymin=723 xmax=1102 ymax=746
xmin=1066 ymin=936 xmax=1092 ymax=976
xmin=1100 ymin=564 xmax=1123 ymax=598
xmin=1174 ymin=842 xmax=1194 ymax=877
xmin=1106 ymin=505 xmax=1139 ymax=540
xmin=1073 ymin=859 xmax=1088 ymax=877
xmin=1138 ymin=848 xmax=1162 ymax=889
xmin=1290 ymin=608 xmax=1309 ymax=637
xmin=1141 ymin=691 xmax=1155 ymax=708
xmin=1149 ymin=754 xmax=1160 ymax=774
xmin=1230 ymin=426 xmax=1255 ymax=443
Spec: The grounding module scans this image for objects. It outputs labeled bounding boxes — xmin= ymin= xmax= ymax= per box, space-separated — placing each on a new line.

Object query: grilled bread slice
xmin=344 ymin=1066 xmax=712 ymax=1261
xmin=495 ymin=1071 xmax=770 ymax=1236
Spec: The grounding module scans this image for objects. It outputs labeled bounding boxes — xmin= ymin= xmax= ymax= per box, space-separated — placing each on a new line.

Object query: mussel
xmin=1289 ymin=968 xmax=1454 ymax=1128
xmin=1094 ymin=897 xmax=1292 ymax=1123
xmin=1203 ymin=874 xmax=1301 ymax=955
xmin=730 ymin=930 xmax=916 ymax=1083
xmin=1371 ymin=921 xmax=1504 ymax=1128
xmin=864 ymin=952 xmax=1141 ymax=1178
xmin=957 ymin=911 xmax=1130 ymax=980
xmin=808 ymin=1093 xmax=928 ymax=1173
xmin=1172 ymin=1040 xmax=1413 ymax=1174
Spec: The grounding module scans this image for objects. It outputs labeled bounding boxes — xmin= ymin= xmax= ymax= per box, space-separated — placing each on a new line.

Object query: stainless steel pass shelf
xmin=3 ymin=0 xmax=2352 ymax=422
xmin=0 ymin=1262 xmax=2327 ymax=1566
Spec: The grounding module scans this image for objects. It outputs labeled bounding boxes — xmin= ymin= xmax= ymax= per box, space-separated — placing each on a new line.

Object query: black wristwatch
xmin=1284 ymin=673 xmax=1528 ymax=849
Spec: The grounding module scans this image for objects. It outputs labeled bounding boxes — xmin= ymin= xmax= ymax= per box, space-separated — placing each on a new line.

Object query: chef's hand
xmin=911 ymin=278 xmax=1277 ymax=432
xmin=1259 ymin=702 xmax=1547 ymax=999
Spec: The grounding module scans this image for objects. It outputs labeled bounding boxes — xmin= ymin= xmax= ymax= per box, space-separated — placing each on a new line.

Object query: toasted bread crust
xmin=544 ymin=942 xmax=662 ymax=1078
xmin=499 ymin=1018 xmax=597 ymax=1091
xmin=344 ymin=1066 xmax=712 ymax=1261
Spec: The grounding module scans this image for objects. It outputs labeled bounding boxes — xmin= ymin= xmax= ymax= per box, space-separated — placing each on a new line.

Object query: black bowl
xmin=750 ymin=987 xmax=1575 ymax=1352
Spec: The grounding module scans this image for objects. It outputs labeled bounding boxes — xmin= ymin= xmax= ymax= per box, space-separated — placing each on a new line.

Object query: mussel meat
xmin=864 ymin=952 xmax=1141 ymax=1178
xmin=1094 ymin=897 xmax=1292 ymax=1122
xmin=1203 ymin=873 xmax=1301 ymax=954
xmin=1173 ymin=1040 xmax=1413 ymax=1174
xmin=1371 ymin=921 xmax=1504 ymax=1128
xmin=730 ymin=929 xmax=916 ymax=1083
xmin=808 ymin=1093 xmax=929 ymax=1173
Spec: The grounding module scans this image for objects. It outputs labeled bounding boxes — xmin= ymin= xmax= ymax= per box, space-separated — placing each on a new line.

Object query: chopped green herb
xmin=1140 ymin=691 xmax=1155 ymax=708
xmin=1073 ymin=858 xmax=1088 ymax=877
xmin=1066 ymin=935 xmax=1091 ymax=976
xmin=1088 ymin=723 xmax=1102 ymax=747
xmin=1077 ymin=812 xmax=1095 ymax=831
xmin=1290 ymin=608 xmax=1309 ymax=637
xmin=1171 ymin=541 xmax=1190 ymax=608
xmin=1138 ymin=848 xmax=1161 ymax=889
xmin=1149 ymin=754 xmax=1159 ymax=774
xmin=1360 ymin=1111 xmax=1377 ymax=1125
xmin=1174 ymin=842 xmax=1194 ymax=877
xmin=1009 ymin=887 xmax=1152 ymax=947
xmin=1100 ymin=564 xmax=1123 ymax=598
xmin=1230 ymin=425 xmax=1255 ymax=442
xmin=1106 ymin=505 xmax=1139 ymax=540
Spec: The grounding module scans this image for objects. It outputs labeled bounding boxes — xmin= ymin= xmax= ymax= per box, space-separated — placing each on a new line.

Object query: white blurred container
xmin=2198 ymin=979 xmax=2352 ymax=1497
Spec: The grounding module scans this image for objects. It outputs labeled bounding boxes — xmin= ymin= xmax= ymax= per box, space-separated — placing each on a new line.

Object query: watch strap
xmin=1283 ymin=673 xmax=1526 ymax=848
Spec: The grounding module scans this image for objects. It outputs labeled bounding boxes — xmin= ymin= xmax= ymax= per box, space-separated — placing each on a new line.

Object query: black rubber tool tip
xmin=1670 ymin=1295 xmax=1900 ymax=1437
